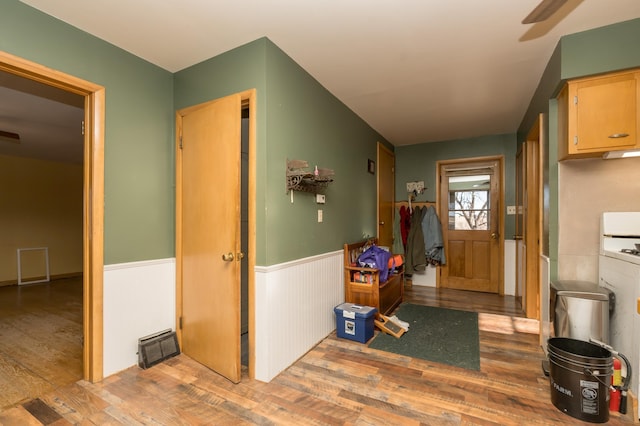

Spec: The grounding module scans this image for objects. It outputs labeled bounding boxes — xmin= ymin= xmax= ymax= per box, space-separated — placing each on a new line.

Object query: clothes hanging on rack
xmin=392 ymin=207 xmax=405 ymax=255
xmin=422 ymin=205 xmax=446 ymax=266
xmin=399 ymin=205 xmax=411 ymax=248
xmin=405 ymin=206 xmax=426 ymax=274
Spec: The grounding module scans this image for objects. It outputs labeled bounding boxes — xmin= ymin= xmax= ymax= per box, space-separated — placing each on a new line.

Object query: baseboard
xmin=0 ymin=272 xmax=82 ymax=287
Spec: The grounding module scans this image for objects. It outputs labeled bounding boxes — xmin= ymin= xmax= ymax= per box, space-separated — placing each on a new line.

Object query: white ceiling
xmin=0 ymin=73 xmax=84 ymax=164
xmin=2 ymin=0 xmax=640 ymax=164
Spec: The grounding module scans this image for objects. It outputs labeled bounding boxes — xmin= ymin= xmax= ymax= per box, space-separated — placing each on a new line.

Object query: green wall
xmin=1 ymin=0 xmax=175 ymax=265
xmin=561 ymin=18 xmax=640 ymax=80
xmin=517 ymin=18 xmax=640 ymax=280
xmin=395 ymin=133 xmax=518 ymax=238
xmin=174 ymin=38 xmax=390 ymax=265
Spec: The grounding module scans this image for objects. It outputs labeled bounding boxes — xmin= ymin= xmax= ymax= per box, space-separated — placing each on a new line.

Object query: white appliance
xmin=599 ymin=212 xmax=640 ymax=419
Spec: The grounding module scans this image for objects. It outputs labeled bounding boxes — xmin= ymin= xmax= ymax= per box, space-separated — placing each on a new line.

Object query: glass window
xmin=448 ymin=175 xmax=490 ymax=230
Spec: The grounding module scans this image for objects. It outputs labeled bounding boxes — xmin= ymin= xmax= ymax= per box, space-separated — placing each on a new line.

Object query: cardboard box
xmin=334 ymin=303 xmax=377 ymax=343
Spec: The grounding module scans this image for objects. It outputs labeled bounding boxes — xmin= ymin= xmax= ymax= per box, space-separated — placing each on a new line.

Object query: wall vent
xmin=137 ymin=329 xmax=180 ymax=369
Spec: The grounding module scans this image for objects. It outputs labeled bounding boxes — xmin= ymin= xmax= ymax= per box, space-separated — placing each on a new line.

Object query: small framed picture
xmin=368 ymin=159 xmax=375 ymax=174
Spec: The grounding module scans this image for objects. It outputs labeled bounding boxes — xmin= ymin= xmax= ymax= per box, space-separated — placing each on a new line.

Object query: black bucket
xmin=548 ymin=337 xmax=613 ymax=423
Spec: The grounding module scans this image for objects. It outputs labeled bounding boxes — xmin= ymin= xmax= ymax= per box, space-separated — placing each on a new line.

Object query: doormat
xmin=368 ymin=303 xmax=480 ymax=371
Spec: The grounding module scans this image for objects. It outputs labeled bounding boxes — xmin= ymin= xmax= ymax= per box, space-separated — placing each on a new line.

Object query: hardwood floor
xmin=0 ymin=282 xmax=633 ymax=424
xmin=0 ymin=277 xmax=83 ymax=410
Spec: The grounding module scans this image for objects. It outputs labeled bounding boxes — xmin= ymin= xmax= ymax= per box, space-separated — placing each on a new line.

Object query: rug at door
xmin=368 ymin=303 xmax=480 ymax=371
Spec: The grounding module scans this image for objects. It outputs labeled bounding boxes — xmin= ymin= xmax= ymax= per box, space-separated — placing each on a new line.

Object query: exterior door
xmin=377 ymin=143 xmax=395 ymax=249
xmin=438 ymin=158 xmax=503 ymax=293
xmin=177 ymin=94 xmax=242 ymax=383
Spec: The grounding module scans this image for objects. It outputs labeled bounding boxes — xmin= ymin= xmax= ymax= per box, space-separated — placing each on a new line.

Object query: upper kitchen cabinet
xmin=558 ymin=69 xmax=639 ymax=160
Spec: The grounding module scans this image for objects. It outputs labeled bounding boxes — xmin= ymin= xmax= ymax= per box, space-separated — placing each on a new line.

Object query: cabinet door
xmin=571 ymin=72 xmax=637 ymax=153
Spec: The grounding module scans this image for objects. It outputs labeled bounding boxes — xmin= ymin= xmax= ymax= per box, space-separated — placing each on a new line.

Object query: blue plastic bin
xmin=334 ymin=303 xmax=377 ymax=343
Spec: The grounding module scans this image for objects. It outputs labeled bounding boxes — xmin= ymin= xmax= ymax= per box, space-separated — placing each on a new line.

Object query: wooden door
xmin=515 ymin=146 xmax=525 ymax=308
xmin=524 ymin=118 xmax=542 ymax=320
xmin=377 ymin=143 xmax=395 ymax=250
xmin=177 ymin=94 xmax=242 ymax=383
xmin=438 ymin=159 xmax=502 ymax=293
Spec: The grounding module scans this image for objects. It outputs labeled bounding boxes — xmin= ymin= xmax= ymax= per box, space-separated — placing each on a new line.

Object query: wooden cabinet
xmin=558 ymin=69 xmax=639 ymax=160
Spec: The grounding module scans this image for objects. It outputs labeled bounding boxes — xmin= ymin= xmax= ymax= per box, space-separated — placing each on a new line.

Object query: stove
xmin=599 ymin=212 xmax=640 ymax=420
xmin=621 ymin=248 xmax=640 ymax=256
xmin=600 ymin=212 xmax=640 ymax=266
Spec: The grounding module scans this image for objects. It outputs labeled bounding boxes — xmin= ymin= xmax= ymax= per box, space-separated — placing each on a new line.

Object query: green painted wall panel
xmin=264 ymin=40 xmax=387 ymax=264
xmin=173 ymin=38 xmax=388 ymax=265
xmin=1 ymin=0 xmax=175 ymax=265
xmin=395 ymin=134 xmax=517 ymax=239
xmin=561 ymin=18 xmax=640 ymax=80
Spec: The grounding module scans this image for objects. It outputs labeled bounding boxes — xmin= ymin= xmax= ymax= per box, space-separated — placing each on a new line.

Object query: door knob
xmin=222 ymin=252 xmax=234 ymax=261
xmin=237 ymin=252 xmax=245 ymax=260
xmin=379 ymin=221 xmax=385 ymax=225
xmin=491 ymin=232 xmax=498 ymax=240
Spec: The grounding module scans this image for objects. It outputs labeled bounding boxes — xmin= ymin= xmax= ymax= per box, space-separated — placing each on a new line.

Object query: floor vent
xmin=137 ymin=329 xmax=180 ymax=369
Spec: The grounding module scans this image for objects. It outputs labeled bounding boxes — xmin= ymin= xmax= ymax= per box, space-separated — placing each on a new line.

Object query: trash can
xmin=550 ymin=280 xmax=614 ymax=344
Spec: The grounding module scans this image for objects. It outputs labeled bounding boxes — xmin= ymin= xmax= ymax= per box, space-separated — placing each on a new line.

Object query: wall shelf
xmin=286 ymin=159 xmax=334 ymax=194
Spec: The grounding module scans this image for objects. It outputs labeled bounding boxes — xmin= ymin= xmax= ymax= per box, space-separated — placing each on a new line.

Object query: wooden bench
xmin=343 ymin=239 xmax=404 ymax=316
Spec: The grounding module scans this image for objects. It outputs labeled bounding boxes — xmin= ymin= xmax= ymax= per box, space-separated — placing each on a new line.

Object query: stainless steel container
xmin=550 ymin=280 xmax=614 ymax=344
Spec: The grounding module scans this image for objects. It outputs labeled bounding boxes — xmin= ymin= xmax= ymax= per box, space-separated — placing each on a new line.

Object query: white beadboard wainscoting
xmin=103 ymin=258 xmax=176 ymax=377
xmin=254 ymin=250 xmax=343 ymax=382
xmin=540 ymin=254 xmax=551 ymax=352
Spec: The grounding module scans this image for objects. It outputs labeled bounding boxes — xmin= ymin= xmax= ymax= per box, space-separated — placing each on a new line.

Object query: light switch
xmin=316 ymin=194 xmax=325 ymax=204
xmin=507 ymin=206 xmax=516 ymax=215
xmin=318 ymin=209 xmax=323 ymax=222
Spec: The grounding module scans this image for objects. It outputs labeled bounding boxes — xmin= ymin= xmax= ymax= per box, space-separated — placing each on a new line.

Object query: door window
xmin=447 ymin=174 xmax=490 ymax=230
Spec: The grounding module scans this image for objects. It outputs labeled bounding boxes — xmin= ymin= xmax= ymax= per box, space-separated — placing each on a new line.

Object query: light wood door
xmin=438 ymin=159 xmax=502 ymax=293
xmin=515 ymin=146 xmax=525 ymax=309
xmin=517 ymin=117 xmax=542 ymax=320
xmin=178 ymin=94 xmax=241 ymax=383
xmin=377 ymin=143 xmax=395 ymax=250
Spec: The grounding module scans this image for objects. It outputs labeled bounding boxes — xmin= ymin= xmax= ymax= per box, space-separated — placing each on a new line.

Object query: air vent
xmin=137 ymin=329 xmax=180 ymax=369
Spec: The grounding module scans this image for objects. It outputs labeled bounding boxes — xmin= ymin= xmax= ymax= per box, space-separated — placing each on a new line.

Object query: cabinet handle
xmin=609 ymin=133 xmax=630 ymax=139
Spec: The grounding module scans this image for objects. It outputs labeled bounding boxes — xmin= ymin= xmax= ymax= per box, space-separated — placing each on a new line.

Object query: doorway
xmin=175 ymin=90 xmax=256 ymax=382
xmin=438 ymin=157 xmax=504 ymax=293
xmin=0 ymin=51 xmax=105 ymax=382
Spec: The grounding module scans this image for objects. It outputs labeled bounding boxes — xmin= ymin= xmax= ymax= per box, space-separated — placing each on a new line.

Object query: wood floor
xmin=0 ymin=277 xmax=83 ymax=409
xmin=0 ymin=280 xmax=634 ymax=425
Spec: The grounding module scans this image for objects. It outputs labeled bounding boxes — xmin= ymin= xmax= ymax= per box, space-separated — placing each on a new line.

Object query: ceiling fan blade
xmin=522 ymin=0 xmax=569 ymax=24
xmin=0 ymin=130 xmax=21 ymax=143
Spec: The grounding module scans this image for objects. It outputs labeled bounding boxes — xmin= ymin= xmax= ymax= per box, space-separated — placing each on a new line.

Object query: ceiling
xmin=2 ymin=0 xmax=640 ymax=164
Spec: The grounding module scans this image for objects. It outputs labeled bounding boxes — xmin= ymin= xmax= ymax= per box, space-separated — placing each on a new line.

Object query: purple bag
xmin=357 ymin=245 xmax=391 ymax=282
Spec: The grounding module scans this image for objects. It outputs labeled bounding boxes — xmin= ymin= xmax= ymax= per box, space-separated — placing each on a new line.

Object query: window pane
xmin=448 ymin=175 xmax=490 ymax=230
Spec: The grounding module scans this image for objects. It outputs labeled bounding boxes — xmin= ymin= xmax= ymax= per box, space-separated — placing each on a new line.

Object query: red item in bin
xmin=613 ymin=358 xmax=622 ymax=386
xmin=610 ymin=386 xmax=621 ymax=412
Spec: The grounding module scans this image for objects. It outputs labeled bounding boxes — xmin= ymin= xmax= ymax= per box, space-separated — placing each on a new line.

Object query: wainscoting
xmin=540 ymin=254 xmax=551 ymax=352
xmin=103 ymin=258 xmax=176 ymax=377
xmin=254 ymin=250 xmax=343 ymax=382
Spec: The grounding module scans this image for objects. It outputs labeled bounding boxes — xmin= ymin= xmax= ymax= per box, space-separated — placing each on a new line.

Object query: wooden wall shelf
xmin=286 ymin=159 xmax=334 ymax=194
